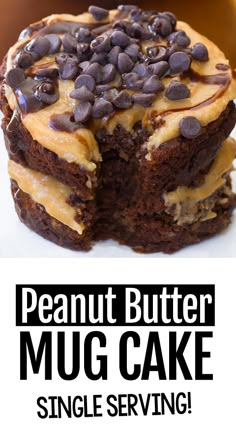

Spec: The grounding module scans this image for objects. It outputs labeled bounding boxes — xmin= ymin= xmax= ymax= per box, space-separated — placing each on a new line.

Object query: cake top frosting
xmin=3 ymin=5 xmax=236 ymax=170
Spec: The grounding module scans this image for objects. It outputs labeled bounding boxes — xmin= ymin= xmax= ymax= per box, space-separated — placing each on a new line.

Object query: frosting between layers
xmin=4 ymin=11 xmax=236 ymax=170
xmin=8 ymin=160 xmax=85 ymax=234
xmin=8 ymin=138 xmax=236 ymax=234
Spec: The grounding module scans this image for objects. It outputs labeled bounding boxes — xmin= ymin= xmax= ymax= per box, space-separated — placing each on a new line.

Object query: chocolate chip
xmin=92 ymin=99 xmax=114 ymax=118
xmin=75 ymin=28 xmax=93 ymax=44
xmin=15 ymin=51 xmax=34 ymax=69
xmin=26 ymin=36 xmax=51 ymax=56
xmin=124 ymin=44 xmax=140 ymax=62
xmin=35 ymin=68 xmax=59 ymax=79
xmin=62 ymin=33 xmax=77 ymax=53
xmin=95 ymin=84 xmax=114 ymax=95
xmin=118 ymin=5 xmax=138 ymax=12
xmin=118 ymin=53 xmax=134 ymax=73
xmin=133 ymin=93 xmax=156 ymax=107
xmin=5 ymin=68 xmax=25 ymax=88
xmin=59 ymin=57 xmax=79 ymax=80
xmin=79 ymin=61 xmax=90 ymax=71
xmin=132 ymin=63 xmax=151 ymax=77
xmin=85 ymin=62 xmax=102 ymax=83
xmin=75 ymin=74 xmax=96 ymax=91
xmin=169 ymin=52 xmax=191 ymax=74
xmin=77 ymin=43 xmax=91 ymax=62
xmin=35 ymin=81 xmax=59 ymax=104
xmin=143 ymin=76 xmax=165 ymax=94
xmin=167 ymin=31 xmax=190 ymax=48
xmin=147 ymin=45 xmax=167 ymax=62
xmin=90 ymin=35 xmax=111 ymax=53
xmin=179 ymin=116 xmax=202 ymax=139
xmin=160 ymin=11 xmax=177 ymax=27
xmin=70 ymin=86 xmax=95 ymax=103
xmin=90 ymin=52 xmax=107 ymax=65
xmin=113 ymin=91 xmax=133 ymax=108
xmin=46 ymin=34 xmax=62 ymax=54
xmin=148 ymin=61 xmax=169 ymax=77
xmin=113 ymin=20 xmax=132 ymax=33
xmin=192 ymin=43 xmax=209 ymax=61
xmin=103 ymin=88 xmax=119 ymax=101
xmin=108 ymin=46 xmax=122 ymax=67
xmin=130 ymin=23 xmax=151 ymax=40
xmin=74 ymin=101 xmax=93 ymax=123
xmin=130 ymin=8 xmax=143 ymax=22
xmin=101 ymin=64 xmax=116 ymax=84
xmin=123 ymin=72 xmax=144 ymax=90
xmin=88 ymin=5 xmax=109 ymax=21
xmin=111 ymin=30 xmax=131 ymax=48
xmin=165 ymin=80 xmax=190 ymax=100
xmin=216 ymin=63 xmax=230 ymax=71
xmin=151 ymin=17 xmax=172 ymax=37
xmin=49 ymin=112 xmax=82 ymax=132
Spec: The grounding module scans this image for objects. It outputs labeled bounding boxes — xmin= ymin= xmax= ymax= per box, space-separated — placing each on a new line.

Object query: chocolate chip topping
xmin=8 ymin=5 xmax=214 ymax=124
xmin=179 ymin=116 xmax=202 ymax=139
xmin=74 ymin=102 xmax=93 ymax=123
xmin=6 ymin=68 xmax=25 ymax=88
xmin=88 ymin=6 xmax=109 ymax=21
xmin=191 ymin=43 xmax=209 ymax=62
xmin=166 ymin=80 xmax=190 ymax=100
xmin=169 ymin=52 xmax=191 ymax=75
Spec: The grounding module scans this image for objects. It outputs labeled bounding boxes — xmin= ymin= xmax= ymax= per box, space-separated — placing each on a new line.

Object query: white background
xmin=0 ymin=258 xmax=235 ymax=427
xmin=0 ymin=124 xmax=236 ymax=257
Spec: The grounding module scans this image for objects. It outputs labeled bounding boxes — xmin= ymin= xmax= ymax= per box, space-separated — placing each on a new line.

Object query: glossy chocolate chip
xmin=167 ymin=31 xmax=190 ymax=48
xmin=70 ymin=86 xmax=95 ymax=103
xmin=75 ymin=74 xmax=96 ymax=91
xmin=15 ymin=51 xmax=34 ymax=69
xmin=62 ymin=33 xmax=77 ymax=53
xmin=118 ymin=5 xmax=138 ymax=12
xmin=79 ymin=61 xmax=90 ymax=71
xmin=124 ymin=44 xmax=140 ymax=62
xmin=59 ymin=57 xmax=79 ymax=80
xmin=35 ymin=68 xmax=59 ymax=79
xmin=118 ymin=53 xmax=134 ymax=73
xmin=143 ymin=76 xmax=165 ymax=94
xmin=90 ymin=35 xmax=111 ymax=53
xmin=113 ymin=20 xmax=132 ymax=34
xmin=88 ymin=5 xmax=109 ymax=21
xmin=46 ymin=34 xmax=62 ymax=54
xmin=130 ymin=23 xmax=151 ymax=40
xmin=6 ymin=68 xmax=25 ymax=88
xmin=169 ymin=52 xmax=191 ymax=74
xmin=113 ymin=91 xmax=133 ymax=108
xmin=49 ymin=112 xmax=82 ymax=132
xmin=147 ymin=45 xmax=167 ymax=62
xmin=74 ymin=101 xmax=92 ymax=123
xmin=132 ymin=63 xmax=151 ymax=77
xmin=35 ymin=81 xmax=59 ymax=104
xmin=148 ymin=61 xmax=169 ymax=77
xmin=165 ymin=80 xmax=190 ymax=100
xmin=192 ymin=43 xmax=209 ymax=61
xmin=130 ymin=8 xmax=143 ymax=22
xmin=95 ymin=84 xmax=113 ymax=95
xmin=92 ymin=99 xmax=114 ymax=118
xmin=179 ymin=116 xmax=202 ymax=139
xmin=111 ymin=30 xmax=131 ymax=48
xmin=133 ymin=93 xmax=156 ymax=107
xmin=75 ymin=28 xmax=93 ymax=43
xmin=103 ymin=88 xmax=119 ymax=101
xmin=26 ymin=36 xmax=51 ymax=56
xmin=108 ymin=46 xmax=122 ymax=67
xmin=160 ymin=11 xmax=177 ymax=27
xmin=101 ymin=64 xmax=116 ymax=84
xmin=123 ymin=72 xmax=144 ymax=90
xmin=85 ymin=62 xmax=102 ymax=83
xmin=151 ymin=16 xmax=172 ymax=37
xmin=90 ymin=52 xmax=107 ymax=65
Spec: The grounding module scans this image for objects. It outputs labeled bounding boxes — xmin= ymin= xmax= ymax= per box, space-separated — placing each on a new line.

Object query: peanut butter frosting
xmin=3 ymin=7 xmax=236 ymax=171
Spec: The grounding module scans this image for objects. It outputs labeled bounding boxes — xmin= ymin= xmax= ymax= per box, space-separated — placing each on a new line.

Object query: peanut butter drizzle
xmin=4 ymin=14 xmax=236 ymax=169
xmin=8 ymin=160 xmax=85 ymax=234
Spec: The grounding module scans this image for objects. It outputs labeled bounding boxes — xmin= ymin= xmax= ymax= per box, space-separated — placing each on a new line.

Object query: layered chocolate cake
xmin=1 ymin=5 xmax=236 ymax=253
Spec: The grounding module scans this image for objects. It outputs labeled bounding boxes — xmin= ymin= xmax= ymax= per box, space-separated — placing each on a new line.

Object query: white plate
xmin=0 ymin=117 xmax=236 ymax=258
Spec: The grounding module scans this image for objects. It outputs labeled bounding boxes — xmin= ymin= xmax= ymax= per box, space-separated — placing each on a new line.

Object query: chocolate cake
xmin=1 ymin=5 xmax=236 ymax=253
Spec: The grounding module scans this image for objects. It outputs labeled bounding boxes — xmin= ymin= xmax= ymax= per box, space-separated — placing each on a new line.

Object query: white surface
xmin=0 ymin=123 xmax=236 ymax=258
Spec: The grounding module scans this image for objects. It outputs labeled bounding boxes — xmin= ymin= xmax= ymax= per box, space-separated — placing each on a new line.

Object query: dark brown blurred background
xmin=0 ymin=0 xmax=235 ymax=66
